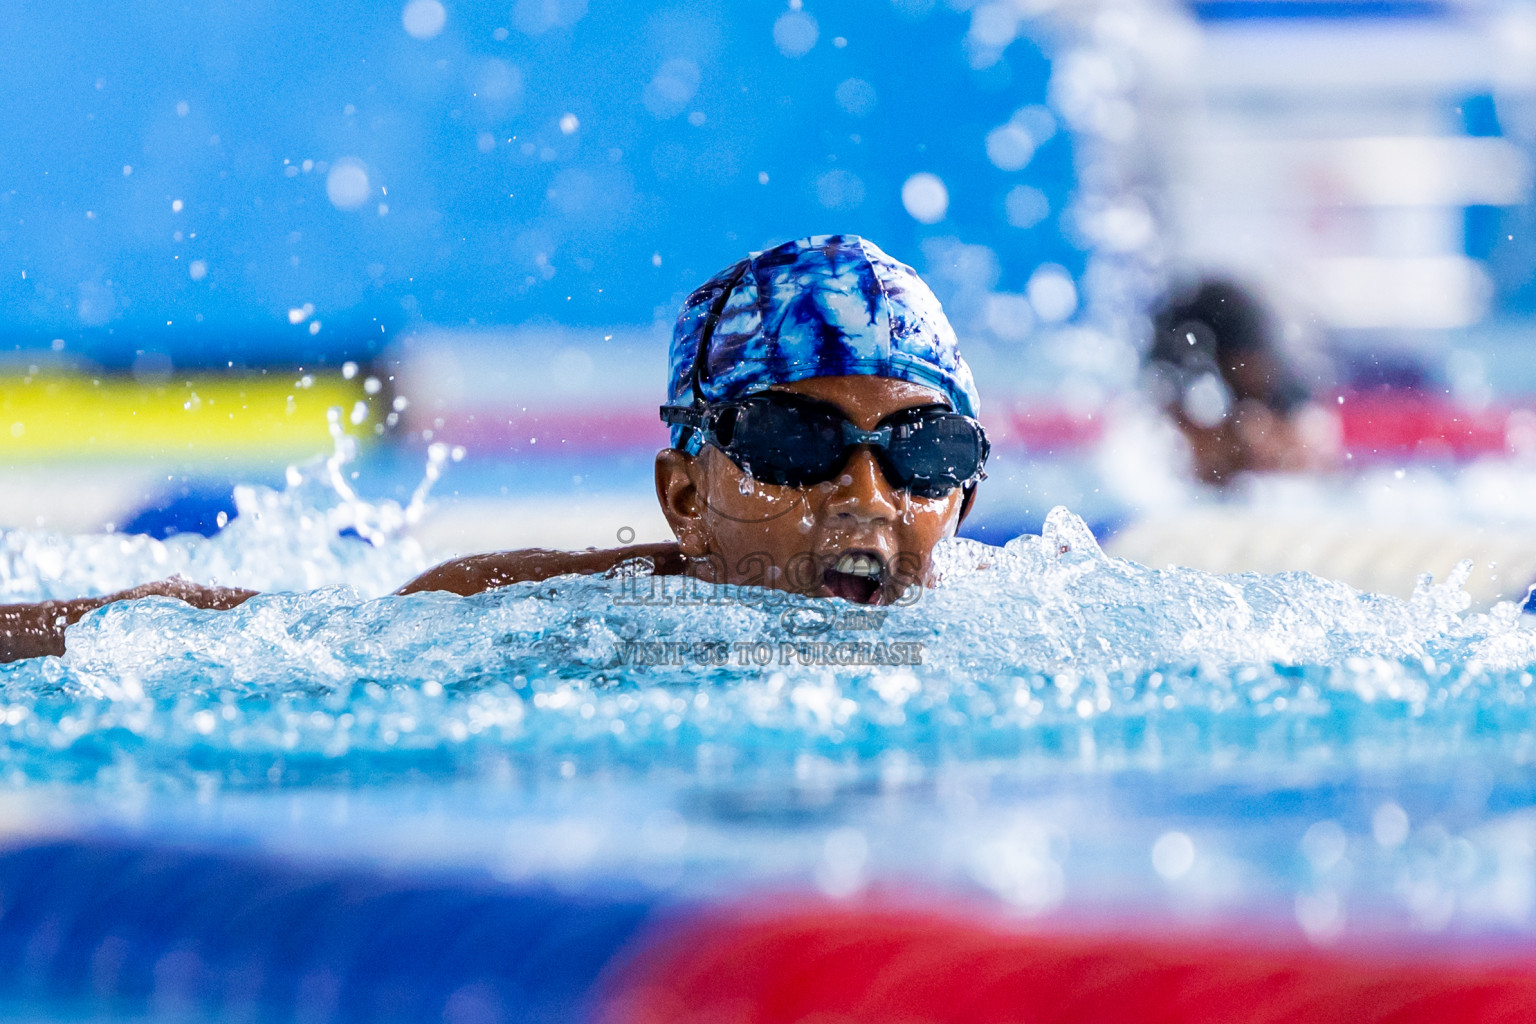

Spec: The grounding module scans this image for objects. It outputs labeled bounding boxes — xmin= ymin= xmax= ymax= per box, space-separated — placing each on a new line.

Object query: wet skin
xmin=653 ymin=375 xmax=972 ymax=606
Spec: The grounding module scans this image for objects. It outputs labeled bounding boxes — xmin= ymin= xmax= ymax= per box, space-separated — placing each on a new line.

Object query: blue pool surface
xmin=5 ymin=447 xmax=1536 ymax=1024
xmin=3 ymin=454 xmax=1536 ymax=954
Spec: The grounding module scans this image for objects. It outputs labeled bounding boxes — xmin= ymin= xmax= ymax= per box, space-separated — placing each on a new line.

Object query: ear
xmin=655 ymin=448 xmax=710 ymax=557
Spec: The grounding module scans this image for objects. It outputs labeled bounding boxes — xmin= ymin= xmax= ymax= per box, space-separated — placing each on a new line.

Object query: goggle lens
xmin=881 ymin=411 xmax=989 ymax=499
xmin=704 ymin=396 xmax=987 ymax=497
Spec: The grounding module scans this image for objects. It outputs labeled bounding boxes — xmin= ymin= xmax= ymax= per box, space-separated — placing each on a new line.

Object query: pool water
xmin=3 ymin=449 xmax=1536 ymax=953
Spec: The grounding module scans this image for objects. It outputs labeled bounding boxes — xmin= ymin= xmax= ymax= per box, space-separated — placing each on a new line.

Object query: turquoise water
xmin=6 ymin=450 xmax=1536 ymax=941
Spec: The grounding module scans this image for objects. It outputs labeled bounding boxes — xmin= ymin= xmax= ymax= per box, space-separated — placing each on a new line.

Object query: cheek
xmin=898 ymin=492 xmax=962 ymax=531
xmin=698 ymin=456 xmax=791 ymax=518
xmin=703 ymin=475 xmax=801 ymax=520
xmin=699 ymin=476 xmax=814 ymax=550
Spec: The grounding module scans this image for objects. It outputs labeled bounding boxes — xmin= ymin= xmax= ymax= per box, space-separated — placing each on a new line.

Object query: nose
xmin=823 ymin=448 xmax=901 ymax=525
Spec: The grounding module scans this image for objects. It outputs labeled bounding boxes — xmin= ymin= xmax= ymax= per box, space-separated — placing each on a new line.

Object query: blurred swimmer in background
xmin=0 ymin=235 xmax=990 ymax=661
xmin=1102 ymin=279 xmax=1533 ymax=609
xmin=1145 ymin=279 xmax=1339 ymax=486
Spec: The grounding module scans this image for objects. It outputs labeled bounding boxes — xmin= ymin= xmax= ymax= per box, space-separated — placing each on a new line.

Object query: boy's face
xmin=655 ymin=375 xmax=973 ymax=605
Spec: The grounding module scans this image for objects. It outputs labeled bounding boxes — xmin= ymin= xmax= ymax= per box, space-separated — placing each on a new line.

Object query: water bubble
xmin=971 ymin=823 xmax=1066 ymax=914
xmin=773 ymin=10 xmax=818 ymax=57
xmin=901 ymin=172 xmax=948 ymax=224
xmin=1151 ymin=831 xmax=1195 ymax=880
xmin=969 ymin=1 xmax=1019 ymax=49
xmin=477 ymin=58 xmax=523 ymax=112
xmin=326 ymin=160 xmax=371 ymax=211
xmin=1302 ymin=820 xmax=1348 ymax=871
xmin=513 ymin=0 xmax=588 ymax=35
xmin=1296 ymin=889 xmax=1345 ymax=943
xmin=1004 ymin=185 xmax=1049 ymax=229
xmin=985 ymin=122 xmax=1035 ymax=171
xmin=401 ymin=0 xmax=447 ymax=39
xmin=643 ymin=59 xmax=701 ymax=119
xmin=1026 ymin=264 xmax=1077 ymax=322
xmin=1182 ymin=374 xmax=1231 ymax=429
xmin=834 ymin=78 xmax=878 ymax=117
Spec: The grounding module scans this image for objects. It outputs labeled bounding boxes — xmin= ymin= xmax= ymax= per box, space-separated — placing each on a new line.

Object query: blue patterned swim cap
xmin=665 ymin=234 xmax=979 ymax=452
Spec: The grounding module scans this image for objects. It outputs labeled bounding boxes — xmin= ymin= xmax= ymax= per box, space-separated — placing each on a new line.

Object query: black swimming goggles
xmin=661 ymin=393 xmax=990 ymax=499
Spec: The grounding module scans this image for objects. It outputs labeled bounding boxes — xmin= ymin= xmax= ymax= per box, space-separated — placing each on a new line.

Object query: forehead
xmin=772 ymin=375 xmax=949 ymax=420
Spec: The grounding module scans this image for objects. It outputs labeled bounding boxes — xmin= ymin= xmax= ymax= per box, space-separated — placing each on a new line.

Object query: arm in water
xmin=0 ymin=578 xmax=257 ymax=663
xmin=0 ymin=544 xmax=681 ymax=662
xmin=396 ymin=542 xmax=685 ymax=596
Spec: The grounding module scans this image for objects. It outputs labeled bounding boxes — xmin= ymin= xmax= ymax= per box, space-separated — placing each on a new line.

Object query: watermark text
xmin=615 ymin=639 xmax=924 ymax=667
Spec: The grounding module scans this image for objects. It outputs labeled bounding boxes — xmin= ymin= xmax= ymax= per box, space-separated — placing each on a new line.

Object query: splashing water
xmin=4 ymin=486 xmax=1536 ymax=936
xmin=0 ymin=431 xmax=442 ymax=602
xmin=0 ymin=502 xmax=1529 ymax=781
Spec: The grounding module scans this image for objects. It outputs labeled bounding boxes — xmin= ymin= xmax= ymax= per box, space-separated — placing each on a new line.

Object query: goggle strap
xmin=659 ymin=406 xmax=704 ymax=428
xmin=685 ymin=261 xmax=752 ymax=409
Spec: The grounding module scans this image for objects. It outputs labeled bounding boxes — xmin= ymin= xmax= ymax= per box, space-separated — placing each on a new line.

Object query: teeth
xmin=833 ymin=552 xmax=883 ymax=578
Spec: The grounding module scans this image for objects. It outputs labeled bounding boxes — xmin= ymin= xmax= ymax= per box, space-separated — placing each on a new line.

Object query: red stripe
xmin=1337 ymin=394 xmax=1510 ymax=459
xmin=602 ymin=904 xmax=1536 ymax=1024
xmin=408 ymin=408 xmax=670 ymax=452
xmin=995 ymin=405 xmax=1104 ymax=451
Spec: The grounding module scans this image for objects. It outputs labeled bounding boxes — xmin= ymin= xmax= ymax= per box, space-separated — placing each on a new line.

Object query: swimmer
xmin=0 ymin=235 xmax=988 ymax=662
xmin=1146 ymin=279 xmax=1336 ymax=486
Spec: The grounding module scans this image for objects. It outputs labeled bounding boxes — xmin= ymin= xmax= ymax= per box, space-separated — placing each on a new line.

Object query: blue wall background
xmin=0 ymin=0 xmax=1081 ymax=369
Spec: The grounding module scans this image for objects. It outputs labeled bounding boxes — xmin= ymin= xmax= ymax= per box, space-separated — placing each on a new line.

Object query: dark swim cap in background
xmin=665 ymin=234 xmax=980 ymax=452
xmin=1148 ymin=279 xmax=1311 ymax=416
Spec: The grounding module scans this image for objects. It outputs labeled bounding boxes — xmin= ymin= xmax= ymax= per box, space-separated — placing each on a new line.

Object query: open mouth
xmin=822 ymin=550 xmax=886 ymax=604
